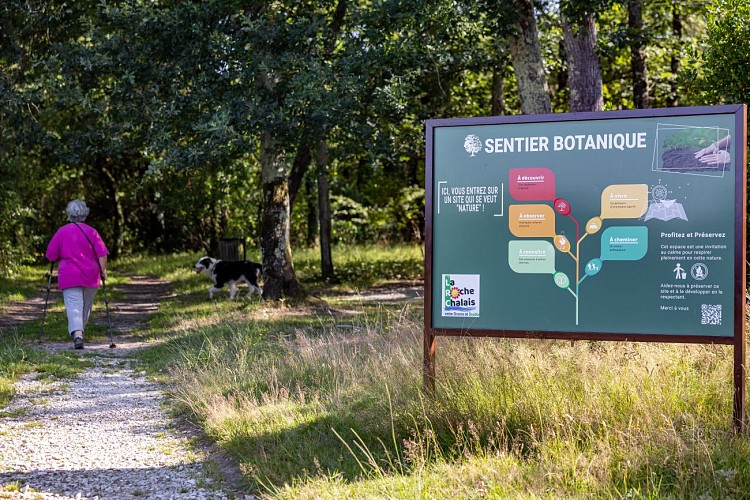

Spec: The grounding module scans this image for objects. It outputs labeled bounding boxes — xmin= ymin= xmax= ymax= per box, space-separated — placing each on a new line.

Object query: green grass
xmin=0 ymin=265 xmax=49 ymax=307
xmin=0 ymin=334 xmax=91 ymax=408
xmin=118 ymin=245 xmax=748 ymax=497
xmin=114 ymin=244 xmax=423 ymax=296
xmin=2 ymin=245 xmax=748 ymax=498
xmin=121 ymin=248 xmax=750 ymax=497
xmin=158 ymin=312 xmax=749 ymax=498
xmin=115 ymin=251 xmax=204 ymax=281
xmin=294 ymin=244 xmax=423 ymax=288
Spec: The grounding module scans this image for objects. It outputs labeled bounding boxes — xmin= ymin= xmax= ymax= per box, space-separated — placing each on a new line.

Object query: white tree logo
xmin=464 ymin=134 xmax=482 ymax=156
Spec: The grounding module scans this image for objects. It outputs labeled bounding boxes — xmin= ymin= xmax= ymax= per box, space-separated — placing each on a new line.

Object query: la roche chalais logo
xmin=464 ymin=134 xmax=482 ymax=156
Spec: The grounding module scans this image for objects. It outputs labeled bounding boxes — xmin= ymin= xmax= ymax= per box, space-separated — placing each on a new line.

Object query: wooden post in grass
xmin=732 ymin=105 xmax=747 ymax=433
xmin=424 ymin=332 xmax=436 ymax=394
xmin=423 ymin=166 xmax=437 ymax=395
xmin=733 ymin=336 xmax=746 ymax=432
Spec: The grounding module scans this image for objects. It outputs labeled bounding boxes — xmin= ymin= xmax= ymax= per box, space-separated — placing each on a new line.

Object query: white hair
xmin=66 ymin=199 xmax=90 ymax=222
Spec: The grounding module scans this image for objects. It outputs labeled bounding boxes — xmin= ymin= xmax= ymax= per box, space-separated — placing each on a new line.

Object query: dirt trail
xmin=0 ymin=275 xmax=173 ymax=351
xmin=0 ymin=290 xmax=62 ymax=330
xmin=0 ymin=276 xmax=245 ymax=498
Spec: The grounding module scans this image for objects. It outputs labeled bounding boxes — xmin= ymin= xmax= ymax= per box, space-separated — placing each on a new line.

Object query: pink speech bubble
xmin=509 ymin=168 xmax=556 ymax=201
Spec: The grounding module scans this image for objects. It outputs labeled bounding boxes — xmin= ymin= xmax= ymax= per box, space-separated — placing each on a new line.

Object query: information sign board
xmin=424 ymin=106 xmax=746 ymax=429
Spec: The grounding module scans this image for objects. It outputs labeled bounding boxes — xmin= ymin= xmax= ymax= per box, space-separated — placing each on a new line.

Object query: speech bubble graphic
xmin=600 ymin=226 xmax=648 ymax=261
xmin=510 ymin=168 xmax=556 ymax=201
xmin=508 ymin=240 xmax=556 ymax=274
xmin=509 ymin=204 xmax=556 ymax=237
xmin=600 ymin=184 xmax=648 ymax=219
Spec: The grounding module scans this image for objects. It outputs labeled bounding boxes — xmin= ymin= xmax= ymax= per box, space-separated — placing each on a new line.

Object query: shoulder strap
xmin=72 ymin=222 xmax=105 ymax=276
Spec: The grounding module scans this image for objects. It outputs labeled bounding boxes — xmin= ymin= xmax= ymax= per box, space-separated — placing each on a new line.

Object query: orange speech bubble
xmin=600 ymin=184 xmax=648 ymax=219
xmin=509 ymin=204 xmax=556 ymax=237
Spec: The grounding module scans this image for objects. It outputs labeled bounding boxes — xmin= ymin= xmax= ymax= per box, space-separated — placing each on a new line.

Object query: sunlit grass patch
xmin=116 ymin=244 xmax=423 ymax=292
xmin=159 ymin=302 xmax=748 ymax=497
xmin=268 ymin=452 xmax=530 ymax=499
xmin=0 ymin=265 xmax=48 ymax=302
xmin=0 ymin=292 xmax=25 ymax=302
xmin=0 ymin=378 xmax=15 ymax=409
xmin=0 ymin=407 xmax=28 ymax=419
xmin=0 ymin=334 xmax=90 ymax=409
xmin=1 ymin=483 xmax=41 ymax=500
xmin=33 ymin=359 xmax=93 ymax=379
xmin=295 ymin=244 xmax=423 ymax=288
xmin=115 ymin=251 xmax=209 ymax=282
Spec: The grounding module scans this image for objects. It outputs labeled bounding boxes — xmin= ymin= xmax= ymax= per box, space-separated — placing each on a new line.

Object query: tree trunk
xmin=491 ymin=59 xmax=506 ymax=116
xmin=304 ymin=173 xmax=318 ymax=246
xmin=316 ymin=141 xmax=335 ymax=281
xmin=561 ymin=10 xmax=604 ymax=112
xmin=629 ymin=0 xmax=648 ymax=109
xmin=288 ymin=145 xmax=312 ymax=214
xmin=507 ymin=0 xmax=551 ymax=114
xmin=556 ymin=39 xmax=568 ymax=103
xmin=99 ymin=162 xmax=123 ymax=258
xmin=260 ymin=132 xmax=304 ymax=299
xmin=210 ymin=182 xmax=221 ymax=256
xmin=667 ymin=7 xmax=682 ymax=107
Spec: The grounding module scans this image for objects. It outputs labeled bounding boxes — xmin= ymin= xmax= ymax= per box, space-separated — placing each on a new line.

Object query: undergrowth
xmin=158 ymin=307 xmax=749 ymax=497
xmin=2 ymin=245 xmax=747 ymax=498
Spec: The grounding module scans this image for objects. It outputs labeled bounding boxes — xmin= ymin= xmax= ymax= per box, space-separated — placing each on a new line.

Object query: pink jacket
xmin=45 ymin=223 xmax=109 ymax=289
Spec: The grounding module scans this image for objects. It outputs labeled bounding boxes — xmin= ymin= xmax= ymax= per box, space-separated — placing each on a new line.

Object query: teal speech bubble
xmin=600 ymin=226 xmax=648 ymax=261
xmin=509 ymin=240 xmax=556 ymax=274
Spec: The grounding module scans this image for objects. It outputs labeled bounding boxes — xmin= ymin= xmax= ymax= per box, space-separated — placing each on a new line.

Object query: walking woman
xmin=45 ymin=200 xmax=109 ymax=349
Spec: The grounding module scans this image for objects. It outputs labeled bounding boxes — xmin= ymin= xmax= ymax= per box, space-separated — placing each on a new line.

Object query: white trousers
xmin=62 ymin=287 xmax=98 ymax=335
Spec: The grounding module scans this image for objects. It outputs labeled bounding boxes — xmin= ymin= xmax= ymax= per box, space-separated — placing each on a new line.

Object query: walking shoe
xmin=74 ymin=337 xmax=84 ymax=350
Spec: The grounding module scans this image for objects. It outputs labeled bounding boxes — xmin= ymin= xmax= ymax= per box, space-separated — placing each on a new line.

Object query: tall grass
xmin=163 ymin=303 xmax=749 ymax=497
xmin=7 ymin=247 xmax=745 ymax=496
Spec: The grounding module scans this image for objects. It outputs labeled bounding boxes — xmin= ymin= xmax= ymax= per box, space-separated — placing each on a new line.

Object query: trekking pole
xmin=38 ymin=261 xmax=54 ymax=344
xmin=101 ymin=273 xmax=116 ymax=348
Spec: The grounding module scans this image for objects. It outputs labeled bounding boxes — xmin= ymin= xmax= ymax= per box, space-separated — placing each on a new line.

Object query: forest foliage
xmin=0 ymin=0 xmax=745 ymax=282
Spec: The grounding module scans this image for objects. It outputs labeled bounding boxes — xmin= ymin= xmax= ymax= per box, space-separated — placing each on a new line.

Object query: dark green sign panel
xmin=426 ymin=106 xmax=746 ymax=340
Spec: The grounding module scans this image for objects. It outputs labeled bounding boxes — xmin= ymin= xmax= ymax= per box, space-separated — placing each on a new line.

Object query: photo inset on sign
xmin=652 ymin=124 xmax=731 ymax=177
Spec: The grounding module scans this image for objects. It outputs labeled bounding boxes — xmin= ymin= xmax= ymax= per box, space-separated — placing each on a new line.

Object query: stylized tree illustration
xmin=464 ymin=134 xmax=482 ymax=156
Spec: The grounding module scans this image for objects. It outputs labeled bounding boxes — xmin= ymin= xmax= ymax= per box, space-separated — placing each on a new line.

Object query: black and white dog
xmin=194 ymin=257 xmax=263 ymax=300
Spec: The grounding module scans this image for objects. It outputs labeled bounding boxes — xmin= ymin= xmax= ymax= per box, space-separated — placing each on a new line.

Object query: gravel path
xmin=0 ymin=357 xmax=231 ymax=499
xmin=0 ymin=275 xmax=425 ymax=498
xmin=0 ymin=276 xmax=242 ymax=499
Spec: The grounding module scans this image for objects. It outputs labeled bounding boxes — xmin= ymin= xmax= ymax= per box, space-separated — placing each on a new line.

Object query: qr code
xmin=701 ymin=304 xmax=722 ymax=325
